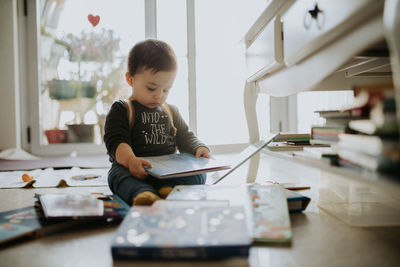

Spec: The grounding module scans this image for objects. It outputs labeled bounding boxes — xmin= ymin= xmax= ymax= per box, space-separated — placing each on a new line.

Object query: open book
xmin=143 ymin=153 xmax=231 ymax=179
xmin=211 ymin=133 xmax=279 ymax=184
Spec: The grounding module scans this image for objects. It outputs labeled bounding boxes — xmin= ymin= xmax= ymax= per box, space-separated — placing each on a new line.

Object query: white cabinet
xmin=243 ymin=0 xmax=400 ymax=225
xmin=283 ymin=0 xmax=383 ymax=65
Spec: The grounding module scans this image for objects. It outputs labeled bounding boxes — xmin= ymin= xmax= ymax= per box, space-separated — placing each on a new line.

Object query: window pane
xmin=156 ymin=0 xmax=189 ymax=122
xmin=297 ymin=91 xmax=355 ymax=133
xmin=39 ymin=0 xmax=144 ymax=144
xmin=195 ymin=0 xmax=266 ymax=145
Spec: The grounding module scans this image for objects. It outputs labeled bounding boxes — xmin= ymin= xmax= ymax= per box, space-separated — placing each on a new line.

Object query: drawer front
xmin=246 ymin=17 xmax=283 ymax=81
xmin=283 ymin=0 xmax=381 ymax=65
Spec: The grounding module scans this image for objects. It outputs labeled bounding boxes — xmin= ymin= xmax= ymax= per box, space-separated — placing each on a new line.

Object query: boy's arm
xmin=169 ymin=105 xmax=210 ymax=156
xmin=115 ymin=143 xmax=152 ymax=179
xmin=104 ymin=101 xmax=151 ymax=178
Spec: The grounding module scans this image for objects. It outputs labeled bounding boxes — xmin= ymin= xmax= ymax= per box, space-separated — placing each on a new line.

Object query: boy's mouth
xmin=149 ymin=102 xmax=160 ymax=108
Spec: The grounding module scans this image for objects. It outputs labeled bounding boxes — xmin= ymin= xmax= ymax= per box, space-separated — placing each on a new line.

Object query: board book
xmin=167 ymin=183 xmax=292 ymax=245
xmin=142 ymin=153 xmax=231 ymax=179
xmin=285 ymin=190 xmax=311 ymax=213
xmin=0 ymin=205 xmax=83 ymax=246
xmin=111 ymin=204 xmax=251 ymax=260
xmin=36 ymin=194 xmax=129 ymax=220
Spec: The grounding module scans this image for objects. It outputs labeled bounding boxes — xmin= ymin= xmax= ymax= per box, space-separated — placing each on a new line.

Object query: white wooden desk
xmin=0 ymin=154 xmax=399 ymax=267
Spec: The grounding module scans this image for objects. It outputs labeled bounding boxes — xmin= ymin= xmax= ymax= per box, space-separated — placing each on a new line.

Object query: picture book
xmin=167 ymin=183 xmax=293 ymax=245
xmin=247 ymin=184 xmax=292 ymax=245
xmin=142 ymin=153 xmax=230 ymax=179
xmin=36 ymin=194 xmax=130 ymax=220
xmin=212 ymin=132 xmax=279 ymax=184
xmin=0 ymin=205 xmax=82 ymax=246
xmin=265 ymin=180 xmax=311 ymax=190
xmin=111 ymin=205 xmax=251 ymax=260
xmin=0 ymin=167 xmax=108 ymax=189
xmin=272 ymin=133 xmax=310 ymax=142
xmin=285 ymin=190 xmax=311 ymax=213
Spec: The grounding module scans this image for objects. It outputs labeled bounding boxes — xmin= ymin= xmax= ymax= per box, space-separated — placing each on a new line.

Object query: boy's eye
xmin=163 ymin=89 xmax=169 ymax=93
xmin=147 ymin=87 xmax=156 ymax=91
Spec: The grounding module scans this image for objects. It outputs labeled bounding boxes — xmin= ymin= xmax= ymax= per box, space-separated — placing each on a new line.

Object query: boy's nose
xmin=153 ymin=90 xmax=163 ymax=99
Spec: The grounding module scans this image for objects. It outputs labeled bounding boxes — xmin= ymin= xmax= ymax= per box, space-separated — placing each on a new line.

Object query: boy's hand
xmin=195 ymin=146 xmax=211 ymax=158
xmin=127 ymin=156 xmax=152 ymax=179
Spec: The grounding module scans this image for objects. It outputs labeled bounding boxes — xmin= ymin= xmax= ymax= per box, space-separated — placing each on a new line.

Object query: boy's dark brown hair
xmin=127 ymin=39 xmax=177 ymax=76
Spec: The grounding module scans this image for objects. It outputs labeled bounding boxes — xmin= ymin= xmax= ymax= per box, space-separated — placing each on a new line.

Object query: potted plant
xmin=47 ymin=28 xmax=122 ymax=142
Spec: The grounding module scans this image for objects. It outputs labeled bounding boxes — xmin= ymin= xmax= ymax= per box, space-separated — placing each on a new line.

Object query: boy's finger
xmin=141 ymin=159 xmax=153 ymax=169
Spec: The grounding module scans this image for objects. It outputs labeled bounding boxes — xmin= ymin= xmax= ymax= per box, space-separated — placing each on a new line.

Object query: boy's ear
xmin=125 ymin=72 xmax=134 ymax=86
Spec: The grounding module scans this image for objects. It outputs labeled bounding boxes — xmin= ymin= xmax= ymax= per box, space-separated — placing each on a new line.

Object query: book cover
xmin=247 ymin=184 xmax=292 ymax=245
xmin=0 ymin=205 xmax=82 ymax=246
xmin=0 ymin=167 xmax=108 ymax=189
xmin=142 ymin=153 xmax=231 ymax=179
xmin=167 ymin=184 xmax=293 ymax=245
xmin=349 ymin=119 xmax=398 ymax=137
xmin=338 ymin=148 xmax=400 ymax=174
xmin=111 ymin=205 xmax=251 ymax=260
xmin=267 ymin=142 xmax=305 ymax=151
xmin=272 ymin=133 xmax=310 ymax=142
xmin=285 ymin=190 xmax=311 ymax=213
xmin=314 ymin=109 xmax=352 ymax=119
xmin=267 ymin=142 xmax=329 ymax=151
xmin=37 ymin=194 xmax=130 ymax=220
xmin=212 ymin=132 xmax=279 ymax=184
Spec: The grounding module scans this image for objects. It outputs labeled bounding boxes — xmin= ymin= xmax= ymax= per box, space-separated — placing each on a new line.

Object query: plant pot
xmin=48 ymin=79 xmax=96 ymax=100
xmin=67 ymin=124 xmax=95 ymax=143
xmin=44 ymin=129 xmax=68 ymax=144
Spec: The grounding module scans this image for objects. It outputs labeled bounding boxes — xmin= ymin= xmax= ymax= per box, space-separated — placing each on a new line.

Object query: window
xmin=195 ymin=0 xmax=266 ymax=145
xmin=296 ymin=90 xmax=355 ymax=133
xmin=27 ymin=0 xmax=267 ymax=155
xmin=156 ymin=0 xmax=189 ymax=122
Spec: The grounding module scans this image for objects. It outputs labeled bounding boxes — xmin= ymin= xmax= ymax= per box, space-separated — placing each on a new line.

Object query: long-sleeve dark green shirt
xmin=104 ymin=100 xmax=207 ymax=161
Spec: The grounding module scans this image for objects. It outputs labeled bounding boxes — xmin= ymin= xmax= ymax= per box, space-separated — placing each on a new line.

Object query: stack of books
xmin=267 ymin=133 xmax=327 ymax=151
xmin=312 ymin=108 xmax=360 ymax=146
xmin=333 ymin=83 xmax=400 ymax=174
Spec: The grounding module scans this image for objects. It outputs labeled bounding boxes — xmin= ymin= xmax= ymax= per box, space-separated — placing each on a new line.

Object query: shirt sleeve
xmin=103 ymin=100 xmax=130 ymax=160
xmin=169 ymin=104 xmax=209 ymax=155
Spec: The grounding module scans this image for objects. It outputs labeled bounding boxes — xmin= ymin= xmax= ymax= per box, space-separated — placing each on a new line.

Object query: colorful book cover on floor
xmin=36 ymin=194 xmax=130 ymax=220
xmin=285 ymin=189 xmax=311 ymax=213
xmin=142 ymin=153 xmax=231 ymax=179
xmin=167 ymin=183 xmax=293 ymax=245
xmin=111 ymin=204 xmax=251 ymax=260
xmin=0 ymin=205 xmax=82 ymax=246
xmin=0 ymin=167 xmax=108 ymax=189
xmin=247 ymin=184 xmax=292 ymax=245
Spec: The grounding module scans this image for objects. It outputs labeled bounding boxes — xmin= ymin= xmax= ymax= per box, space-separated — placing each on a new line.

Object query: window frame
xmin=22 ymin=0 xmax=264 ymax=156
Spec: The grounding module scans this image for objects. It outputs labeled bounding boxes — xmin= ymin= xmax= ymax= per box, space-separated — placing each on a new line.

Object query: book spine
xmin=111 ymin=245 xmax=250 ymax=260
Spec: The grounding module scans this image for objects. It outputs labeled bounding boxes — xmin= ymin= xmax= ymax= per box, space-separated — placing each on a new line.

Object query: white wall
xmin=0 ymin=0 xmax=20 ymax=150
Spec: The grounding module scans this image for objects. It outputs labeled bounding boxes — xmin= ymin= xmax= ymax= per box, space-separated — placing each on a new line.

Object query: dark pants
xmin=108 ymin=161 xmax=206 ymax=205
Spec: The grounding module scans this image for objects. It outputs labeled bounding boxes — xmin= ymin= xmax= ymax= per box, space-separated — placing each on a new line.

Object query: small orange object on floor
xmin=22 ymin=173 xmax=33 ymax=182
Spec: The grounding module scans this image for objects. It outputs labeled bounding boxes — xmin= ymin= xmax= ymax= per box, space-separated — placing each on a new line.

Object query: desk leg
xmin=244 ymin=81 xmax=260 ymax=183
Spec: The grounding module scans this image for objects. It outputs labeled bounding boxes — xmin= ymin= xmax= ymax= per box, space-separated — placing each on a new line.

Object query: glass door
xmin=29 ymin=0 xmax=145 ymax=155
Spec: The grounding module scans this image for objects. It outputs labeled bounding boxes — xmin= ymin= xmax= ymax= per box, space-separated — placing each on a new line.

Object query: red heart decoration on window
xmin=88 ymin=14 xmax=100 ymax=27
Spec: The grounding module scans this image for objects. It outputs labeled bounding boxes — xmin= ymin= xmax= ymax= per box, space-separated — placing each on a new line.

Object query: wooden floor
xmin=1 ymin=152 xmax=400 ymax=267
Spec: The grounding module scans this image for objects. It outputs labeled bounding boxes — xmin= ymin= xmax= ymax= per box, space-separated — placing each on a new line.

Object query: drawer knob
xmin=304 ymin=3 xmax=325 ymax=30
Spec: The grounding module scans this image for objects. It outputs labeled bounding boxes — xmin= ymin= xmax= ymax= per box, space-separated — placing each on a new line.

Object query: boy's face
xmin=126 ymin=68 xmax=177 ymax=109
